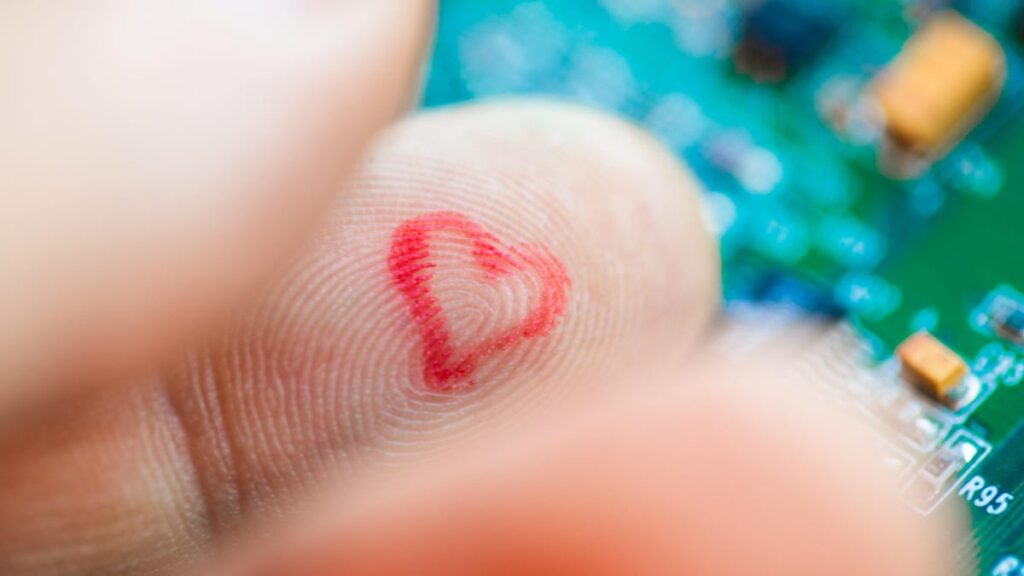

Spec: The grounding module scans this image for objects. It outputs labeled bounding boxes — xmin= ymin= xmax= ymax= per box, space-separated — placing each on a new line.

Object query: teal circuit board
xmin=424 ymin=1 xmax=1024 ymax=573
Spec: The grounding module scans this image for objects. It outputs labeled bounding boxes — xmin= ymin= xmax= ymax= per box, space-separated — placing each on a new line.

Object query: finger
xmin=0 ymin=0 xmax=434 ymax=412
xmin=0 ymin=101 xmax=718 ymax=576
xmin=224 ymin=363 xmax=964 ymax=576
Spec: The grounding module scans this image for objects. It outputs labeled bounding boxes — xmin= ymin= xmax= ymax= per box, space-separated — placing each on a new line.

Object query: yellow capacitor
xmin=897 ymin=331 xmax=967 ymax=403
xmin=870 ymin=12 xmax=1005 ymax=154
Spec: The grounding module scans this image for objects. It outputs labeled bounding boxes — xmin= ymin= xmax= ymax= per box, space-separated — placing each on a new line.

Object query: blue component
xmin=942 ymin=144 xmax=1005 ymax=199
xmin=737 ymin=0 xmax=845 ymax=79
xmin=911 ymin=307 xmax=941 ymax=333
xmin=751 ymin=207 xmax=810 ymax=264
xmin=754 ymin=273 xmax=845 ymax=317
xmin=971 ymin=285 xmax=1024 ymax=344
xmin=817 ymin=215 xmax=887 ymax=270
xmin=834 ymin=273 xmax=902 ymax=321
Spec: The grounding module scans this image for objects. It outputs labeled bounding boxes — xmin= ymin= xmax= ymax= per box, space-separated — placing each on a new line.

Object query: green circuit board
xmin=424 ymin=1 xmax=1024 ymax=573
xmin=856 ymin=110 xmax=1024 ymax=573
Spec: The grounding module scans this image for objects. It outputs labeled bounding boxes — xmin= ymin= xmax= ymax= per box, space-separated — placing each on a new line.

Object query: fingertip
xmin=369 ymin=99 xmax=722 ymax=363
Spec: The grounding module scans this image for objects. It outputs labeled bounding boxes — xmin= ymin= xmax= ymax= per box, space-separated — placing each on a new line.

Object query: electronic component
xmin=734 ymin=0 xmax=842 ymax=82
xmin=877 ymin=391 xmax=947 ymax=450
xmin=924 ymin=437 xmax=979 ymax=481
xmin=988 ymin=295 xmax=1024 ymax=344
xmin=991 ymin=556 xmax=1023 ymax=576
xmin=903 ymin=432 xmax=986 ymax=513
xmin=869 ymin=12 xmax=1005 ymax=163
xmin=897 ymin=330 xmax=968 ymax=404
xmin=970 ymin=287 xmax=1024 ymax=349
xmin=752 ymin=273 xmax=844 ymax=318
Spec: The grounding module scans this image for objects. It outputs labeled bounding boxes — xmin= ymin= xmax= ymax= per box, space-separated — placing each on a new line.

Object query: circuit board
xmin=424 ymin=1 xmax=1024 ymax=573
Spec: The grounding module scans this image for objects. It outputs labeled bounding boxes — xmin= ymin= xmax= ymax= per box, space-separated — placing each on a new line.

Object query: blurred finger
xmin=221 ymin=361 xmax=963 ymax=576
xmin=0 ymin=0 xmax=433 ymax=412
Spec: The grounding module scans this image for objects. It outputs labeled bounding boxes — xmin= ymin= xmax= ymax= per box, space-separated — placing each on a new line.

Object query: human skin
xmin=0 ymin=3 xmax=962 ymax=576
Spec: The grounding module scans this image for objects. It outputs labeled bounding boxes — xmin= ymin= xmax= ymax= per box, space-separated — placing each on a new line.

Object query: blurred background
xmin=422 ymin=0 xmax=1023 ymax=325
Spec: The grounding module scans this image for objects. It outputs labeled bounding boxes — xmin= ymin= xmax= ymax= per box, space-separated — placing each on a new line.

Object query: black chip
xmin=734 ymin=0 xmax=843 ymax=82
xmin=752 ymin=273 xmax=844 ymax=318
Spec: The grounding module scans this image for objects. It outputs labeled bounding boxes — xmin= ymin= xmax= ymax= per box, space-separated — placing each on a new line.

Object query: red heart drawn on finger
xmin=388 ymin=212 xmax=570 ymax=392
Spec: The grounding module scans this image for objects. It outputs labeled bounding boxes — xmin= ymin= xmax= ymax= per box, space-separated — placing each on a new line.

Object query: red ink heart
xmin=388 ymin=212 xmax=570 ymax=392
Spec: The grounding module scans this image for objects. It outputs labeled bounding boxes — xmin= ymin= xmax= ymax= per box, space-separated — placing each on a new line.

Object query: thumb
xmin=0 ymin=1 xmax=433 ymax=412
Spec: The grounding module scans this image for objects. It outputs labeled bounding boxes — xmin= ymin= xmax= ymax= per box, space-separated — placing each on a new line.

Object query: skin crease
xmin=0 ymin=4 xmax=966 ymax=576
